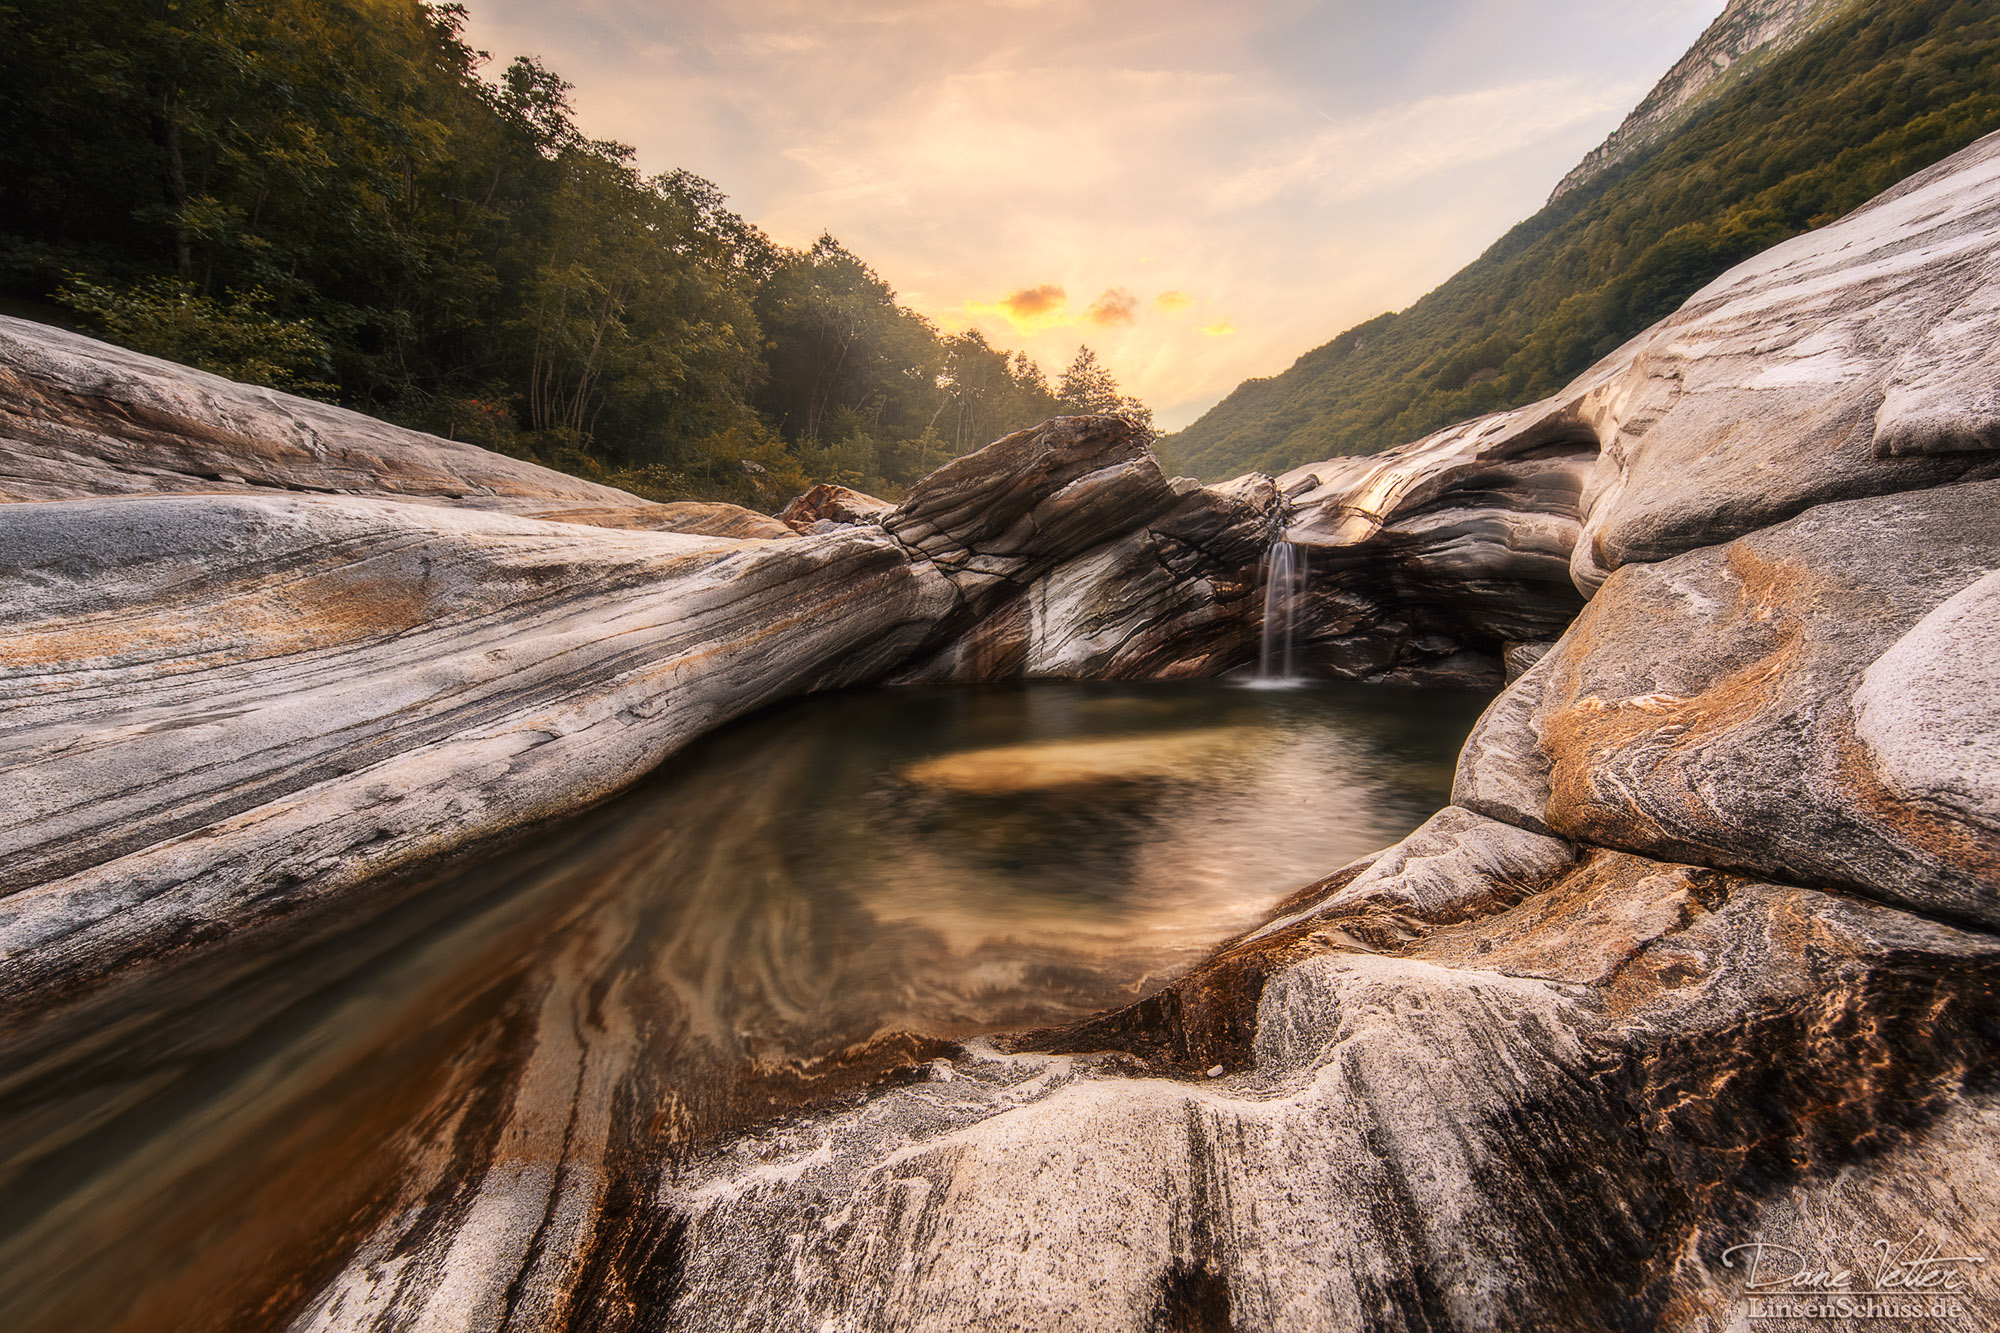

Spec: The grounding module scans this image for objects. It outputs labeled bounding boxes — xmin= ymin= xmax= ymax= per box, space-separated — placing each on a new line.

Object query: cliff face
xmin=1548 ymin=0 xmax=1849 ymax=203
xmin=4 ymin=134 xmax=2000 ymax=1333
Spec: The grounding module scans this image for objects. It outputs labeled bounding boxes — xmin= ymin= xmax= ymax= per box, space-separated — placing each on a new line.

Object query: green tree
xmin=1059 ymin=345 xmax=1159 ymax=446
xmin=0 ymin=0 xmax=1131 ymax=509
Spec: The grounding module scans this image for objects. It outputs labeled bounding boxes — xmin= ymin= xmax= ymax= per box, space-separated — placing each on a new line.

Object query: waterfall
xmin=1255 ymin=540 xmax=1306 ymax=683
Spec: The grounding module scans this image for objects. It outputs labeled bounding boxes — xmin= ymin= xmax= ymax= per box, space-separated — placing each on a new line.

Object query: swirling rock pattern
xmin=3 ymin=129 xmax=2000 ymax=1333
xmin=658 ymin=132 xmax=2000 ymax=1330
xmin=1272 ymin=129 xmax=2000 ymax=686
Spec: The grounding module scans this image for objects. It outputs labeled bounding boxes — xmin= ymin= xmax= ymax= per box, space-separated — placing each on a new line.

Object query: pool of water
xmin=0 ymin=679 xmax=1489 ymax=1332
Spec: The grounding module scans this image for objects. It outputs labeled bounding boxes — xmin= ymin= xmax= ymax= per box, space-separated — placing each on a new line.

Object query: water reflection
xmin=0 ymin=680 xmax=1488 ymax=1332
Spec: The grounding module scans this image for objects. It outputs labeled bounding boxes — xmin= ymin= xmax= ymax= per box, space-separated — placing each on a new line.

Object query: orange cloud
xmin=1087 ymin=287 xmax=1139 ymax=327
xmin=1154 ymin=290 xmax=1191 ymax=313
xmin=1201 ymin=319 xmax=1237 ymax=337
xmin=1003 ymin=284 xmax=1066 ymax=318
xmin=965 ymin=283 xmax=1072 ymax=333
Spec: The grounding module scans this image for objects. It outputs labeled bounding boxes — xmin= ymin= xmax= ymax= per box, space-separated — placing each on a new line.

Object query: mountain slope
xmin=1550 ymin=0 xmax=1849 ymax=203
xmin=1163 ymin=0 xmax=2000 ymax=482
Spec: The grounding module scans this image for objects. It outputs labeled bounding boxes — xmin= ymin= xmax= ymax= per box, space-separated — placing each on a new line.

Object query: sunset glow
xmin=454 ymin=0 xmax=1726 ymax=428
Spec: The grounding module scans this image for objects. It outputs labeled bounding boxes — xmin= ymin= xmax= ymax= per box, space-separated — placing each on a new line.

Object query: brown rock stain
xmin=1832 ymin=715 xmax=2000 ymax=893
xmin=3 ymin=563 xmax=441 ymax=672
xmin=1541 ymin=546 xmax=1814 ymax=846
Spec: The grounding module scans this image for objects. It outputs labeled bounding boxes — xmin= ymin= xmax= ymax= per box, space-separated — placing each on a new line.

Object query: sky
xmin=459 ymin=0 xmax=1728 ymax=431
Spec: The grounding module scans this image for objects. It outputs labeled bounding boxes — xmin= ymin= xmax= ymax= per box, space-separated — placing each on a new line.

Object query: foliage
xmin=54 ymin=274 xmax=335 ymax=393
xmin=1162 ymin=0 xmax=2000 ymax=480
xmin=1057 ymin=345 xmax=1158 ymax=447
xmin=0 ymin=0 xmax=1151 ymax=508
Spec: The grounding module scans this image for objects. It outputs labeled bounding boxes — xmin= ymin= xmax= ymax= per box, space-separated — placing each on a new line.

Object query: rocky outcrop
xmin=667 ymin=845 xmax=2000 ymax=1331
xmin=7 ymin=130 xmax=2000 ymax=1333
xmin=656 ymin=132 xmax=2000 ymax=1330
xmin=0 ymin=393 xmax=1228 ymax=1063
xmin=0 ymin=498 xmax=951 ymax=1039
xmin=778 ymin=481 xmax=893 ymax=532
xmin=1548 ymin=0 xmax=1848 ymax=204
xmin=1275 ymin=419 xmax=1593 ymax=684
xmin=1471 ymin=480 xmax=2000 ymax=928
xmin=898 ymin=469 xmax=1283 ymax=682
xmin=1275 ymin=128 xmax=2000 ymax=686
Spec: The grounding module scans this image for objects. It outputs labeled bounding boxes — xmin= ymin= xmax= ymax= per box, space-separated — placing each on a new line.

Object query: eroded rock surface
xmin=1481 ymin=481 xmax=2000 ymax=927
xmin=902 ymin=470 xmax=1283 ymax=682
xmin=1271 ymin=129 xmax=2000 ymax=685
xmin=1 ymin=400 xmax=1229 ymax=1061
xmin=778 ymin=481 xmax=893 ymax=533
xmin=650 ymin=132 xmax=2000 ymax=1332
xmin=4 ymin=128 xmax=2000 ymax=1333
xmin=665 ymin=848 xmax=2000 ymax=1332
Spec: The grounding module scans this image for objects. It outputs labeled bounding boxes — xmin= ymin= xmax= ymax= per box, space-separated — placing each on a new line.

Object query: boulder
xmin=1455 ymin=479 xmax=2000 ymax=927
xmin=905 ymin=472 xmax=1283 ymax=682
xmin=882 ymin=415 xmax=1182 ymax=613
xmin=778 ymin=481 xmax=893 ymax=533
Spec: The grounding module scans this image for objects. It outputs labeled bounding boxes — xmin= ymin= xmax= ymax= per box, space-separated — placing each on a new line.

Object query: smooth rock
xmin=883 ymin=415 xmax=1181 ymax=612
xmin=1528 ymin=480 xmax=2000 ymax=926
xmin=662 ymin=833 xmax=2000 ymax=1332
xmin=1021 ymin=472 xmax=1281 ymax=679
xmin=1852 ymin=568 xmax=2000 ymax=833
xmin=1564 ymin=131 xmax=2000 ymax=586
xmin=0 ymin=495 xmax=955 ymax=1022
xmin=1273 ymin=130 xmax=2000 ymax=632
xmin=1274 ymin=414 xmax=1595 ymax=683
xmin=1450 ymin=647 xmax=1559 ymax=836
xmin=0 ymin=317 xmax=650 ymax=510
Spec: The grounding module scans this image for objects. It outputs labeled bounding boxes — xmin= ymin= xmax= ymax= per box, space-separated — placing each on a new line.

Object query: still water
xmin=0 ymin=680 xmax=1488 ymax=1331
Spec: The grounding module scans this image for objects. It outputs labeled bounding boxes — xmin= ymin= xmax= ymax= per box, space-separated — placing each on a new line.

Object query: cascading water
xmin=1255 ymin=538 xmax=1306 ymax=683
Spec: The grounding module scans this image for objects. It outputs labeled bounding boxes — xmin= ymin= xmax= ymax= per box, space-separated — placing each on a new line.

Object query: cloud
xmin=1087 ymin=287 xmax=1140 ymax=327
xmin=460 ymin=0 xmax=1728 ymax=430
xmin=964 ymin=283 xmax=1074 ymax=333
xmin=1209 ymin=75 xmax=1645 ymax=212
xmin=1005 ymin=284 xmax=1067 ymax=318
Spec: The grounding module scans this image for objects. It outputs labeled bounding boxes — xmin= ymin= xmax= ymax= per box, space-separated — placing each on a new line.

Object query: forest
xmin=1164 ymin=0 xmax=2000 ymax=480
xmin=0 ymin=0 xmax=1151 ymax=508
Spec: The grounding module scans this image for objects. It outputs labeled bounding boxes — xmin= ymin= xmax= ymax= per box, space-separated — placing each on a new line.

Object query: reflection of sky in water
xmin=0 ymin=680 xmax=1490 ymax=1333
xmin=645 ymin=680 xmax=1491 ymax=1043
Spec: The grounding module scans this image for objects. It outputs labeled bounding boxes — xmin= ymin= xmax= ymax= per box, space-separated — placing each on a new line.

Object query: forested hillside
xmin=1163 ymin=0 xmax=2000 ymax=481
xmin=0 ymin=0 xmax=1149 ymax=507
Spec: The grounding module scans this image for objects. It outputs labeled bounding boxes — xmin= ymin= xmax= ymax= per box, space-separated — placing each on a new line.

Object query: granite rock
xmin=662 ymin=841 xmax=2000 ymax=1332
xmin=0 ymin=495 xmax=955 ymax=1027
xmin=905 ymin=471 xmax=1282 ymax=682
xmin=882 ymin=414 xmax=1182 ymax=613
xmin=1269 ymin=130 xmax=2000 ymax=685
xmin=1465 ymin=479 xmax=2000 ymax=928
xmin=778 ymin=481 xmax=893 ymax=533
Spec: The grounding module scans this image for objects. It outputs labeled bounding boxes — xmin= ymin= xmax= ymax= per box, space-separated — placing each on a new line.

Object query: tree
xmin=1058 ymin=345 xmax=1159 ymax=447
xmin=0 ymin=0 xmax=1103 ymax=508
xmin=1057 ymin=345 xmax=1122 ymax=414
